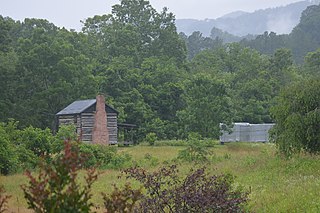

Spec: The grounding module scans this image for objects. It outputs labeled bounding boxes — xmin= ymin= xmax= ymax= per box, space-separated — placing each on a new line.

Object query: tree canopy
xmin=0 ymin=0 xmax=319 ymax=142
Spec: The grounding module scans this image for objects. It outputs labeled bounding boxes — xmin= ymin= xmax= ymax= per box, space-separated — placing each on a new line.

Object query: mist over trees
xmin=240 ymin=3 xmax=320 ymax=63
xmin=181 ymin=3 xmax=320 ymax=63
xmin=175 ymin=0 xmax=320 ymax=36
xmin=0 ymin=0 xmax=319 ymax=143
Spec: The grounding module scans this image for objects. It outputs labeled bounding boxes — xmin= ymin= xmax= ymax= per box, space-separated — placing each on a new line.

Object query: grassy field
xmin=2 ymin=142 xmax=320 ymax=212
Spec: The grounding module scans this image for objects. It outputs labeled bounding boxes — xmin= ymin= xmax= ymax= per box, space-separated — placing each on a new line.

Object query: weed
xmin=0 ymin=185 xmax=11 ymax=213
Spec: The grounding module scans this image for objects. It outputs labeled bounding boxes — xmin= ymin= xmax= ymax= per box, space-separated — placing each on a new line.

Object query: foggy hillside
xmin=176 ymin=0 xmax=320 ymax=36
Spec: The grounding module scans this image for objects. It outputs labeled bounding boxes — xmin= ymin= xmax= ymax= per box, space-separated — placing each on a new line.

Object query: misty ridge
xmin=176 ymin=0 xmax=320 ymax=38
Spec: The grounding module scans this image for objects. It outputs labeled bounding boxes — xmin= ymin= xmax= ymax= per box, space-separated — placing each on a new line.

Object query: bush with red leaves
xmin=21 ymin=141 xmax=98 ymax=213
xmin=104 ymin=165 xmax=249 ymax=213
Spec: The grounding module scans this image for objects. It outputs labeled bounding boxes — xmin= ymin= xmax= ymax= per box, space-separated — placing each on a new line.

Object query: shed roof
xmin=56 ymin=99 xmax=118 ymax=115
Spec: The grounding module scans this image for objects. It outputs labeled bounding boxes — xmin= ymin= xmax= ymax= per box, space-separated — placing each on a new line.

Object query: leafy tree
xmin=4 ymin=19 xmax=98 ymax=129
xmin=0 ymin=121 xmax=51 ymax=174
xmin=81 ymin=0 xmax=187 ymax=140
xmin=82 ymin=0 xmax=186 ymax=66
xmin=177 ymin=73 xmax=234 ymax=138
xmin=178 ymin=132 xmax=212 ymax=163
xmin=0 ymin=123 xmax=19 ymax=175
xmin=210 ymin=27 xmax=251 ymax=44
xmin=0 ymin=16 xmax=19 ymax=122
xmin=182 ymin=31 xmax=223 ymax=60
xmin=289 ymin=4 xmax=320 ymax=62
xmin=19 ymin=127 xmax=54 ymax=157
xmin=0 ymin=15 xmax=18 ymax=52
xmin=240 ymin=31 xmax=287 ymax=56
xmin=304 ymin=48 xmax=320 ymax=77
xmin=145 ymin=132 xmax=157 ymax=146
xmin=270 ymin=78 xmax=320 ymax=156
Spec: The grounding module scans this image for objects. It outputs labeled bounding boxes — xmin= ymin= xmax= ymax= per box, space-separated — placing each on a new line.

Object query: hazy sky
xmin=1 ymin=0 xmax=302 ymax=30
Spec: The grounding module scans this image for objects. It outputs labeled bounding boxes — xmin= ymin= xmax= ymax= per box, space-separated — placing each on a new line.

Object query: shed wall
xmin=220 ymin=123 xmax=275 ymax=143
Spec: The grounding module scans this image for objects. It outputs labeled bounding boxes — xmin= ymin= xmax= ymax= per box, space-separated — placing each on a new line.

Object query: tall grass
xmin=1 ymin=142 xmax=320 ymax=212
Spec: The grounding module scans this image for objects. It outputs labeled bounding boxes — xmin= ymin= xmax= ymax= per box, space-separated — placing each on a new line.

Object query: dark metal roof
xmin=56 ymin=99 xmax=96 ymax=115
xmin=57 ymin=98 xmax=119 ymax=116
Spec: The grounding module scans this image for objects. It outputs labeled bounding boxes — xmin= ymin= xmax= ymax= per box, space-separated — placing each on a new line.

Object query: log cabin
xmin=56 ymin=95 xmax=118 ymax=145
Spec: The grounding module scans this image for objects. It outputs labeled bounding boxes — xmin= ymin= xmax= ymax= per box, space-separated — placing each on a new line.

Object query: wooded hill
xmin=176 ymin=0 xmax=320 ymax=36
xmin=0 ymin=0 xmax=319 ymax=141
xmin=181 ymin=3 xmax=320 ymax=62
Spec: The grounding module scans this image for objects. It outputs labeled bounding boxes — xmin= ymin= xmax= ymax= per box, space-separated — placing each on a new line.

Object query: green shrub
xmin=16 ymin=145 xmax=38 ymax=171
xmin=0 ymin=123 xmax=19 ymax=175
xmin=178 ymin=132 xmax=213 ymax=163
xmin=19 ymin=126 xmax=54 ymax=157
xmin=108 ymin=153 xmax=132 ymax=169
xmin=137 ymin=153 xmax=159 ymax=167
xmin=52 ymin=124 xmax=77 ymax=154
xmin=145 ymin=132 xmax=157 ymax=146
xmin=79 ymin=143 xmax=118 ymax=168
xmin=0 ymin=121 xmax=46 ymax=174
xmin=78 ymin=144 xmax=98 ymax=168
xmin=78 ymin=143 xmax=132 ymax=169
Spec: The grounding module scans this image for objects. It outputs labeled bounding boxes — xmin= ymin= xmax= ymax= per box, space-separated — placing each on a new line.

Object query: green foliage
xmin=289 ymin=4 xmax=320 ymax=63
xmin=145 ymin=132 xmax=157 ymax=146
xmin=137 ymin=153 xmax=159 ymax=167
xmin=1 ymin=0 xmax=319 ymax=144
xmin=241 ymin=31 xmax=287 ymax=56
xmin=108 ymin=153 xmax=133 ymax=170
xmin=177 ymin=73 xmax=234 ymax=138
xmin=181 ymin=31 xmax=223 ymax=59
xmin=19 ymin=126 xmax=54 ymax=157
xmin=0 ymin=122 xmax=19 ymax=175
xmin=83 ymin=0 xmax=186 ymax=65
xmin=0 ymin=18 xmax=97 ymax=129
xmin=270 ymin=78 xmax=320 ymax=156
xmin=304 ymin=48 xmax=320 ymax=77
xmin=178 ymin=133 xmax=213 ymax=163
xmin=78 ymin=143 xmax=132 ymax=169
xmin=15 ymin=145 xmax=38 ymax=170
xmin=241 ymin=4 xmax=320 ymax=63
xmin=52 ymin=124 xmax=77 ymax=154
xmin=21 ymin=141 xmax=98 ymax=213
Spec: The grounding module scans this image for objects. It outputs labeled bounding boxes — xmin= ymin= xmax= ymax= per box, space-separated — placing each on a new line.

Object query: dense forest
xmin=0 ymin=0 xmax=319 ymax=142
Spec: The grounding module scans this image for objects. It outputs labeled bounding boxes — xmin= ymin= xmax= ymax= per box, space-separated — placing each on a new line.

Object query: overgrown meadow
xmin=1 ymin=0 xmax=320 ymax=212
xmin=2 ymin=141 xmax=320 ymax=212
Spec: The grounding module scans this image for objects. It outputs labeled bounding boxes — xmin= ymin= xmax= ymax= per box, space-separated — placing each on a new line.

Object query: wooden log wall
xmin=58 ymin=115 xmax=76 ymax=125
xmin=107 ymin=113 xmax=118 ymax=144
xmin=58 ymin=112 xmax=118 ymax=144
xmin=81 ymin=112 xmax=94 ymax=142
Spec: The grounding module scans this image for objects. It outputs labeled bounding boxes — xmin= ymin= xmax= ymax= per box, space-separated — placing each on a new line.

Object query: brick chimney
xmin=92 ymin=95 xmax=109 ymax=145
